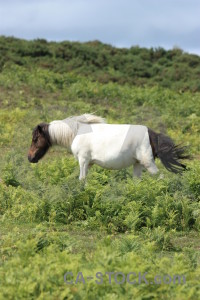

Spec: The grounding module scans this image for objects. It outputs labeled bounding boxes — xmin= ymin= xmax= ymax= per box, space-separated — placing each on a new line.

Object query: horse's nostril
xmin=28 ymin=154 xmax=38 ymax=163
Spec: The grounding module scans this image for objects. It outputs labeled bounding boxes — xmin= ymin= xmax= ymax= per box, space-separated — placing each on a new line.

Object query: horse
xmin=28 ymin=113 xmax=189 ymax=180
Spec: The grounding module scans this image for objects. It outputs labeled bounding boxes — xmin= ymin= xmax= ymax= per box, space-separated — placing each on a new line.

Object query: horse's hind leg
xmin=145 ymin=160 xmax=159 ymax=175
xmin=133 ymin=162 xmax=143 ymax=178
xmin=137 ymin=140 xmax=159 ymax=176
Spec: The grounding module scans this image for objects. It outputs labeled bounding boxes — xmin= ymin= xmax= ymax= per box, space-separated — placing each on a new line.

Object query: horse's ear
xmin=37 ymin=124 xmax=43 ymax=134
xmin=37 ymin=123 xmax=48 ymax=134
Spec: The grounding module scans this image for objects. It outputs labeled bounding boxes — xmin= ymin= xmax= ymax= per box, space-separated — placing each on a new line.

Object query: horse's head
xmin=28 ymin=123 xmax=51 ymax=163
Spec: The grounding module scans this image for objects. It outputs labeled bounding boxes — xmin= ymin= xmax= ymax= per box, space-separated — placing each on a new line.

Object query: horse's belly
xmin=92 ymin=150 xmax=135 ymax=170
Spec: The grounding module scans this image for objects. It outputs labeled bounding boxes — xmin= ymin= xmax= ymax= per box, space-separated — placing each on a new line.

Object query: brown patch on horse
xmin=28 ymin=123 xmax=51 ymax=163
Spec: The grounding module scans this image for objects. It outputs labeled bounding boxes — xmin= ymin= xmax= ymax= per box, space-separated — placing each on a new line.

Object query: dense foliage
xmin=0 ymin=35 xmax=200 ymax=91
xmin=0 ymin=36 xmax=200 ymax=299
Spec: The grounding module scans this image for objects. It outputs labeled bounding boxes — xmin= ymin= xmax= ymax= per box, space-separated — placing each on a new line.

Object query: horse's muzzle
xmin=28 ymin=155 xmax=38 ymax=163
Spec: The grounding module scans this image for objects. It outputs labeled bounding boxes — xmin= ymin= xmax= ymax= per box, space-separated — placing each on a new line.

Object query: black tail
xmin=148 ymin=128 xmax=190 ymax=174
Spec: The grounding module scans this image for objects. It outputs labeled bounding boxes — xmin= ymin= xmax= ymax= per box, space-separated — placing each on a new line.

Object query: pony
xmin=28 ymin=113 xmax=189 ymax=180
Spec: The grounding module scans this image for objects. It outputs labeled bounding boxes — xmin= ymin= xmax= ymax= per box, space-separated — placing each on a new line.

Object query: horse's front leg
xmin=78 ymin=157 xmax=89 ymax=180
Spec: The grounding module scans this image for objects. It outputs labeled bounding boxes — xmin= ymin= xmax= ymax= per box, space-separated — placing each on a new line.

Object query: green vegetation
xmin=1 ymin=36 xmax=200 ymax=91
xmin=0 ymin=36 xmax=200 ymax=299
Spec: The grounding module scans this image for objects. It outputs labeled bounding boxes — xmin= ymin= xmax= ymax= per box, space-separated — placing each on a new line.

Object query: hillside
xmin=0 ymin=36 xmax=200 ymax=299
xmin=0 ymin=36 xmax=200 ymax=91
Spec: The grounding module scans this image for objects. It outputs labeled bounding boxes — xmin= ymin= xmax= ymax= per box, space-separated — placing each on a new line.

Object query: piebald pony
xmin=28 ymin=114 xmax=189 ymax=180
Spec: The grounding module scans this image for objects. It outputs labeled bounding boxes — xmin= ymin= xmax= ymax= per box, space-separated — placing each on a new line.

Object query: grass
xmin=0 ymin=40 xmax=200 ymax=299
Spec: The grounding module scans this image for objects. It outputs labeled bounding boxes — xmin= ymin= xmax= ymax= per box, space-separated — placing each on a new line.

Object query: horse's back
xmin=74 ymin=124 xmax=147 ymax=148
xmin=91 ymin=124 xmax=147 ymax=146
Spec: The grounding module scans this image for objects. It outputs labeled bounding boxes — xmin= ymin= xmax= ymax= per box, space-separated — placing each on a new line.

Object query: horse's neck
xmin=49 ymin=121 xmax=75 ymax=149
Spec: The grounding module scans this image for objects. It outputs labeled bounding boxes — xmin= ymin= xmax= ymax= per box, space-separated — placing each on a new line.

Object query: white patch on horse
xmin=70 ymin=123 xmax=156 ymax=179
